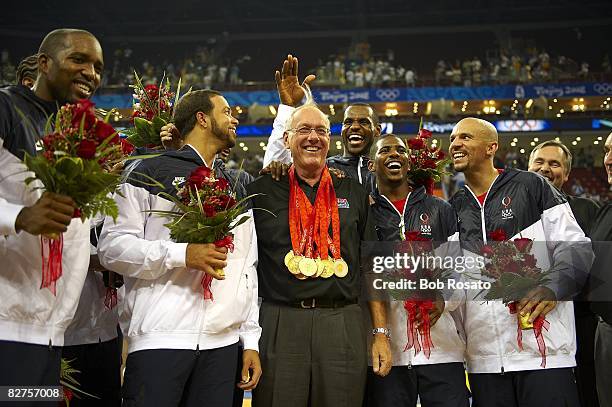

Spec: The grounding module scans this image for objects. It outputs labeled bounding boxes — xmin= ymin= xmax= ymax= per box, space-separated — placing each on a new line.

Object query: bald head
xmin=38 ymin=28 xmax=97 ymax=59
xmin=449 ymin=117 xmax=499 ymax=173
xmin=453 ymin=117 xmax=499 ymax=143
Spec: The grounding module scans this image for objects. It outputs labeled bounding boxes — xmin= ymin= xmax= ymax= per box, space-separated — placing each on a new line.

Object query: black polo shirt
xmin=246 ymin=172 xmax=377 ymax=303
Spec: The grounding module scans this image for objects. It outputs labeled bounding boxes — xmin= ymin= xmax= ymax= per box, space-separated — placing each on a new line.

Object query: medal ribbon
xmin=288 ymin=166 xmax=340 ymax=261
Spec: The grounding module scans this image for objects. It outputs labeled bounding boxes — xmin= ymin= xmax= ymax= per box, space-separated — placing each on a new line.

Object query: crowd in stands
xmin=312 ymin=42 xmax=611 ymax=88
xmin=2 ymin=38 xmax=610 ymax=89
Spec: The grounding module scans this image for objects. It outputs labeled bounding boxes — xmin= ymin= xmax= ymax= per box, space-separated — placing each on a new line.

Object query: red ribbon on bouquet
xmin=403 ymin=299 xmax=435 ymax=359
xmin=201 ymin=236 xmax=235 ymax=300
xmin=508 ymin=302 xmax=550 ymax=368
xmin=40 ymin=234 xmax=63 ymax=295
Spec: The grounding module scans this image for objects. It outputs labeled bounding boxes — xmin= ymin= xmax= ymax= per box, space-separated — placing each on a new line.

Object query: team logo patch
xmin=337 ymin=198 xmax=350 ymax=209
xmin=501 ymin=196 xmax=514 ymax=220
xmin=419 ymin=213 xmax=432 ymax=235
xmin=172 ymin=176 xmax=186 ymax=188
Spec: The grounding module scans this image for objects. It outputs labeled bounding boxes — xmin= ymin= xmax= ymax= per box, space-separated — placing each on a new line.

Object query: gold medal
xmin=320 ymin=259 xmax=335 ymax=278
xmin=288 ymin=256 xmax=302 ymax=275
xmin=519 ymin=312 xmax=534 ymax=330
xmin=299 ymin=257 xmax=318 ymax=277
xmin=315 ymin=258 xmax=324 ymax=277
xmin=294 ymin=272 xmax=308 ymax=280
xmin=333 ymin=258 xmax=349 ymax=278
xmin=284 ymin=251 xmax=295 ymax=268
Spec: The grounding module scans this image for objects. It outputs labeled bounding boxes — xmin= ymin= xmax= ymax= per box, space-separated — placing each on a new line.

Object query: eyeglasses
xmin=289 ymin=126 xmax=331 ymax=137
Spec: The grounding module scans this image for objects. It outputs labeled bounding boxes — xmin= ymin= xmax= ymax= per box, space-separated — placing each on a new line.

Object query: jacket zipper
xmin=465 ymin=179 xmax=506 ymax=373
xmin=379 ymin=193 xmax=411 ymax=240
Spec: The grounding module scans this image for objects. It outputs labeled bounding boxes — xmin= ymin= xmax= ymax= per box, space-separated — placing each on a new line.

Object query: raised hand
xmin=274 ymin=54 xmax=316 ymax=107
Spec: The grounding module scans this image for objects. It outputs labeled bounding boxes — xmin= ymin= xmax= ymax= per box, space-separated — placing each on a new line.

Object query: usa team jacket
xmin=370 ymin=185 xmax=466 ymax=366
xmin=97 ymin=144 xmax=261 ymax=354
xmin=0 ymin=85 xmax=90 ymax=347
xmin=449 ymin=168 xmax=593 ymax=373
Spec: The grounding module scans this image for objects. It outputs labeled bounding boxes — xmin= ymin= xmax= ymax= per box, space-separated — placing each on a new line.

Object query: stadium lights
xmin=243 ymin=146 xmax=249 ymax=151
xmin=269 ymin=105 xmax=277 ymax=115
xmin=530 ymin=142 xmax=536 ymax=146
xmin=511 ymin=142 xmax=516 ymax=147
xmin=533 ymin=137 xmax=539 ymax=142
xmin=598 ymin=136 xmax=603 ymax=140
xmin=594 ymin=141 xmax=599 ymax=145
xmin=239 ymin=142 xmax=245 ymax=147
xmin=572 ymin=141 xmax=577 ymax=146
xmin=576 ymin=137 xmax=581 ymax=141
xmin=520 ymin=149 xmax=525 ymax=154
xmin=525 ymin=99 xmax=533 ymax=108
xmin=513 ymin=138 xmax=518 ymax=142
xmin=555 ymin=137 xmax=561 ymax=141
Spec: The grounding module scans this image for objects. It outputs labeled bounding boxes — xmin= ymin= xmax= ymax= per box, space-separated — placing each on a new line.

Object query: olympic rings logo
xmin=593 ymin=83 xmax=612 ymax=95
xmin=375 ymin=89 xmax=400 ymax=101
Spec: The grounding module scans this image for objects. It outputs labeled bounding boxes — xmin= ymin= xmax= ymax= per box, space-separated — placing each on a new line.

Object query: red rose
xmin=422 ymin=159 xmax=437 ymax=169
xmin=121 ymin=138 xmax=135 ymax=155
xmin=187 ymin=166 xmax=213 ymax=189
xmin=95 ymin=121 xmax=118 ymax=144
xmin=436 ymin=150 xmax=446 ymax=160
xmin=71 ymin=99 xmax=97 ymax=130
xmin=481 ymin=245 xmax=495 ymax=257
xmin=145 ymin=84 xmax=160 ymax=99
xmin=407 ymin=138 xmax=426 ymax=150
xmin=489 ymin=228 xmax=507 ymax=241
xmin=215 ymin=177 xmax=230 ymax=191
xmin=76 ymin=139 xmax=97 ymax=159
xmin=203 ymin=203 xmax=217 ymax=217
xmin=513 ymin=238 xmax=532 ymax=253
xmin=418 ymin=128 xmax=433 ymax=139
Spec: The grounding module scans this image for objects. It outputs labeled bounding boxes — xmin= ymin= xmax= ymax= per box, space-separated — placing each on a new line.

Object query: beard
xmin=211 ymin=118 xmax=236 ymax=149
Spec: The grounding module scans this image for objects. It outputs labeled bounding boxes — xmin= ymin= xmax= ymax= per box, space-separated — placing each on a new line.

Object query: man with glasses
xmin=247 ymin=93 xmax=391 ymax=407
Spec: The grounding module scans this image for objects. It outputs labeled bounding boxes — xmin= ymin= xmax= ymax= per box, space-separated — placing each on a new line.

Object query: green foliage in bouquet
xmin=22 ymin=99 xmax=133 ymax=220
xmin=122 ymin=72 xmax=184 ymax=148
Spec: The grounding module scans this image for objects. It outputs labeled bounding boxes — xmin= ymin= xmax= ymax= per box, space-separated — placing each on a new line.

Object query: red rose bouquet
xmin=406 ymin=118 xmax=450 ymax=194
xmin=23 ymin=99 xmax=130 ymax=293
xmin=122 ymin=72 xmax=184 ymax=148
xmin=151 ymin=165 xmax=251 ymax=299
xmin=480 ymin=229 xmax=553 ymax=367
xmin=388 ymin=232 xmax=449 ymax=359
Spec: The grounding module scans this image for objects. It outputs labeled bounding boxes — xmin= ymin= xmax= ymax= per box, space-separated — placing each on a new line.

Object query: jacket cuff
xmin=240 ymin=333 xmax=260 ymax=352
xmin=166 ymin=242 xmax=188 ymax=269
xmin=277 ymin=104 xmax=296 ymax=118
xmin=0 ymin=202 xmax=24 ymax=236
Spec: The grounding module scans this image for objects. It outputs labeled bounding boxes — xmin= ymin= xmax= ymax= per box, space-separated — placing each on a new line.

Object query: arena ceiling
xmin=2 ymin=0 xmax=612 ymax=43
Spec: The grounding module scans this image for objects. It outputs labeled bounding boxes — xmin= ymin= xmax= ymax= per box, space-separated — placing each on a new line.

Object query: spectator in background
xmin=528 ymin=140 xmax=601 ymax=407
xmin=405 ymin=68 xmax=415 ymax=87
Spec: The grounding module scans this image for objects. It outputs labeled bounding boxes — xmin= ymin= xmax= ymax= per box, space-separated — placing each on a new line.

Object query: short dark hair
xmin=16 ymin=54 xmax=38 ymax=84
xmin=369 ymin=133 xmax=403 ymax=159
xmin=172 ymin=89 xmax=222 ymax=136
xmin=529 ymin=140 xmax=573 ymax=174
xmin=38 ymin=28 xmax=96 ymax=59
xmin=347 ymin=102 xmax=380 ymax=127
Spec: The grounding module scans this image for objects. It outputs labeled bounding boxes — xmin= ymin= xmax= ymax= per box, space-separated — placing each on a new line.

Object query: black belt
xmin=268 ymin=298 xmax=357 ymax=309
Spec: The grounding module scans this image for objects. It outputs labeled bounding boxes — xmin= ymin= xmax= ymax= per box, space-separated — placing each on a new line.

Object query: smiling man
xmin=528 ymin=139 xmax=601 ymax=407
xmin=98 ymin=90 xmax=261 ymax=407
xmin=263 ymin=54 xmax=381 ymax=190
xmin=247 ymin=95 xmax=391 ymax=407
xmin=365 ymin=134 xmax=468 ymax=407
xmin=0 ymin=29 xmax=102 ymax=393
xmin=448 ymin=117 xmax=593 ymax=407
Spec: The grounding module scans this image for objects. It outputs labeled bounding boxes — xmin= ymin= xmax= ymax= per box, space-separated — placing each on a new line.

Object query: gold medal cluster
xmin=284 ymin=251 xmax=348 ymax=280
